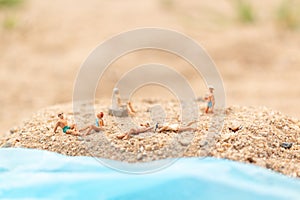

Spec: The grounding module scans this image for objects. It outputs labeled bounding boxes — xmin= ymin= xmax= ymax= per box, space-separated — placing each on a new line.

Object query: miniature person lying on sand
xmin=116 ymin=122 xmax=198 ymax=140
xmin=204 ymin=85 xmax=215 ymax=114
xmin=116 ymin=123 xmax=154 ymax=140
xmin=79 ymin=112 xmax=105 ymax=135
xmin=54 ymin=112 xmax=80 ymax=136
xmin=156 ymin=122 xmax=197 ymax=133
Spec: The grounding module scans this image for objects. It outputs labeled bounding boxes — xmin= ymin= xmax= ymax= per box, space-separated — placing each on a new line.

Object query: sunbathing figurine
xmin=54 ymin=112 xmax=80 ymax=136
xmin=79 ymin=112 xmax=105 ymax=135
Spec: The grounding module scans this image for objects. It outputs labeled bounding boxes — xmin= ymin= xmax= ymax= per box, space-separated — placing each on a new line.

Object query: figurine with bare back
xmin=54 ymin=112 xmax=80 ymax=136
xmin=79 ymin=112 xmax=105 ymax=135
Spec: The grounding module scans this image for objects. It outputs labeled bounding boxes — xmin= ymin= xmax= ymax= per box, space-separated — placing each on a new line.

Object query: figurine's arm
xmin=204 ymin=93 xmax=209 ymax=101
xmin=99 ymin=119 xmax=104 ymax=127
xmin=54 ymin=121 xmax=59 ymax=133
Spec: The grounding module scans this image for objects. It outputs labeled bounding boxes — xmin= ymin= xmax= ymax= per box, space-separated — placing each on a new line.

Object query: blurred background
xmin=0 ymin=0 xmax=299 ymax=133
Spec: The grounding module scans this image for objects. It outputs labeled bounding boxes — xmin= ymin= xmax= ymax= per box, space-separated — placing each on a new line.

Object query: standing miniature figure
xmin=53 ymin=112 xmax=80 ymax=136
xmin=204 ymin=85 xmax=215 ymax=114
xmin=79 ymin=112 xmax=105 ymax=135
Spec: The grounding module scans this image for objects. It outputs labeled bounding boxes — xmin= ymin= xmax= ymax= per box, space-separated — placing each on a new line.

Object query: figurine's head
xmin=97 ymin=112 xmax=104 ymax=119
xmin=58 ymin=112 xmax=64 ymax=119
xmin=113 ymin=88 xmax=119 ymax=94
xmin=208 ymin=85 xmax=214 ymax=92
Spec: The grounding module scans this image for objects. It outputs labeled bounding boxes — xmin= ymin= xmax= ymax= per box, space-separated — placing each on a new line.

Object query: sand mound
xmin=1 ymin=99 xmax=300 ymax=178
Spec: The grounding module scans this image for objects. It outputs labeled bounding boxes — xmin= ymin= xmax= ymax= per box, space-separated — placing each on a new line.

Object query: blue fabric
xmin=95 ymin=118 xmax=99 ymax=127
xmin=208 ymin=101 xmax=213 ymax=108
xmin=62 ymin=126 xmax=71 ymax=133
xmin=0 ymin=148 xmax=299 ymax=200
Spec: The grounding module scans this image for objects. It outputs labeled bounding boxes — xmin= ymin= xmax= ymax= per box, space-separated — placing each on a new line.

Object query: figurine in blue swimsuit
xmin=204 ymin=85 xmax=215 ymax=114
xmin=79 ymin=112 xmax=105 ymax=135
xmin=54 ymin=112 xmax=80 ymax=136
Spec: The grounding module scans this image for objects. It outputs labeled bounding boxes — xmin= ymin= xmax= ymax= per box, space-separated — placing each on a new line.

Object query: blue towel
xmin=0 ymin=148 xmax=299 ymax=200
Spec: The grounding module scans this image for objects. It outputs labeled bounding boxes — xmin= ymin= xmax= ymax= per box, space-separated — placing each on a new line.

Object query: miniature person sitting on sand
xmin=54 ymin=112 xmax=80 ymax=136
xmin=204 ymin=85 xmax=215 ymax=114
xmin=116 ymin=123 xmax=153 ymax=140
xmin=79 ymin=112 xmax=105 ymax=135
xmin=110 ymin=87 xmax=136 ymax=116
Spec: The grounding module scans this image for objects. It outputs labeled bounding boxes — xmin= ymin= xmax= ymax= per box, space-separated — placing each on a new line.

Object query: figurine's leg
xmin=211 ymin=106 xmax=214 ymax=113
xmin=123 ymin=129 xmax=136 ymax=139
xmin=177 ymin=127 xmax=197 ymax=133
xmin=117 ymin=129 xmax=134 ymax=139
xmin=205 ymin=106 xmax=209 ymax=114
xmin=66 ymin=129 xmax=80 ymax=136
xmin=158 ymin=126 xmax=168 ymax=133
xmin=91 ymin=125 xmax=104 ymax=132
xmin=70 ymin=124 xmax=78 ymax=131
xmin=79 ymin=126 xmax=89 ymax=132
xmin=85 ymin=127 xmax=94 ymax=135
xmin=117 ymin=133 xmax=127 ymax=139
xmin=136 ymin=127 xmax=153 ymax=134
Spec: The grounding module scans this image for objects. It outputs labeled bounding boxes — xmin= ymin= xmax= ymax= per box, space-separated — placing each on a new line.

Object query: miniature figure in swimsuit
xmin=116 ymin=123 xmax=153 ymax=140
xmin=79 ymin=112 xmax=105 ymax=135
xmin=54 ymin=112 xmax=80 ymax=136
xmin=204 ymin=85 xmax=215 ymax=114
xmin=156 ymin=122 xmax=198 ymax=133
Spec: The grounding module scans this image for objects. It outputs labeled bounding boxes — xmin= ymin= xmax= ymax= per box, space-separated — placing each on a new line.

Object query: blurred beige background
xmin=0 ymin=0 xmax=299 ymax=133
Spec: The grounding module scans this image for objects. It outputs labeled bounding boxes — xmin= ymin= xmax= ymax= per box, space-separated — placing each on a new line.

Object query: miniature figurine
xmin=109 ymin=87 xmax=128 ymax=117
xmin=112 ymin=88 xmax=121 ymax=109
xmin=116 ymin=121 xmax=198 ymax=140
xmin=116 ymin=123 xmax=153 ymax=140
xmin=156 ymin=122 xmax=198 ymax=133
xmin=204 ymin=85 xmax=215 ymax=114
xmin=108 ymin=87 xmax=131 ymax=117
xmin=53 ymin=112 xmax=80 ymax=136
xmin=79 ymin=112 xmax=105 ymax=135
